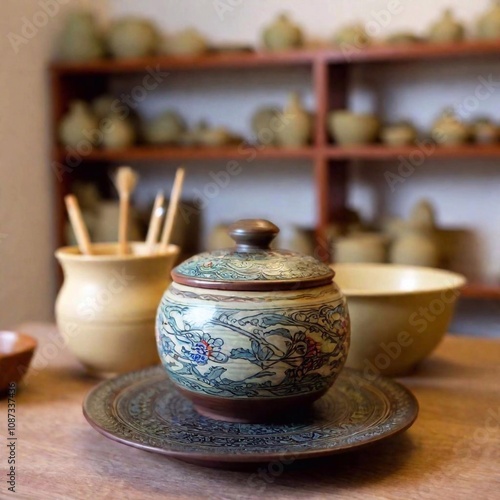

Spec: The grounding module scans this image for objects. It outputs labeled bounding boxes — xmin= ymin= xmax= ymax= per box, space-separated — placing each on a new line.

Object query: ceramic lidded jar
xmin=428 ymin=9 xmax=464 ymax=43
xmin=262 ymin=14 xmax=303 ymax=51
xmin=156 ymin=220 xmax=350 ymax=422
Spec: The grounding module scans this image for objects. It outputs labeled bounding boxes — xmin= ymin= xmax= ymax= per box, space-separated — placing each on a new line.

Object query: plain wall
xmin=0 ymin=0 xmax=108 ymax=328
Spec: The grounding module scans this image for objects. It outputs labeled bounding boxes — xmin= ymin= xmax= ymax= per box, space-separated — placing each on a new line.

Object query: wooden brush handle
xmin=64 ymin=195 xmax=93 ymax=255
xmin=118 ymin=194 xmax=130 ymax=255
xmin=146 ymin=192 xmax=164 ymax=253
xmin=160 ymin=168 xmax=185 ymax=252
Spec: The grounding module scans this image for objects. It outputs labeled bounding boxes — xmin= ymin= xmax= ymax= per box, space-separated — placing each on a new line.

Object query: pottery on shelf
xmin=155 ymin=219 xmax=350 ymax=422
xmin=262 ymin=13 xmax=303 ymax=51
xmin=59 ymin=100 xmax=99 ymax=148
xmin=410 ymin=199 xmax=437 ymax=230
xmin=333 ymin=233 xmax=388 ymax=264
xmin=55 ymin=242 xmax=180 ymax=376
xmin=91 ymin=95 xmax=116 ymax=120
xmin=275 ymin=93 xmax=312 ymax=148
xmin=162 ymin=28 xmax=208 ymax=56
xmin=381 ymin=121 xmax=417 ymax=146
xmin=473 ymin=118 xmax=499 ymax=144
xmin=59 ymin=11 xmax=104 ymax=62
xmin=143 ymin=111 xmax=186 ymax=145
xmin=102 ymin=112 xmax=136 ymax=149
xmin=328 ymin=111 xmax=380 ymax=146
xmin=431 ymin=109 xmax=470 ymax=146
xmin=334 ymin=263 xmax=466 ymax=375
xmin=385 ymin=32 xmax=421 ymax=46
xmin=390 ymin=223 xmax=440 ymax=267
xmin=477 ymin=0 xmax=500 ymax=39
xmin=251 ymin=107 xmax=282 ymax=146
xmin=428 ymin=9 xmax=464 ymax=43
xmin=333 ymin=24 xmax=371 ymax=48
xmin=108 ymin=17 xmax=159 ymax=58
xmin=198 ymin=126 xmax=237 ymax=147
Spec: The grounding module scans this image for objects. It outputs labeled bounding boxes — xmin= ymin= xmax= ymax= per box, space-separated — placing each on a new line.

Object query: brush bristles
xmin=115 ymin=166 xmax=138 ymax=194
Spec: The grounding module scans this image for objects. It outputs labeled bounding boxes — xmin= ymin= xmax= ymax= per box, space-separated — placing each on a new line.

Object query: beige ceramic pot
xmin=333 ymin=24 xmax=371 ymax=48
xmin=276 ymin=93 xmax=312 ymax=148
xmin=156 ymin=220 xmax=350 ymax=422
xmin=59 ymin=11 xmax=104 ymax=62
xmin=328 ymin=111 xmax=380 ymax=146
xmin=428 ymin=9 xmax=464 ymax=43
xmin=144 ymin=111 xmax=186 ymax=145
xmin=381 ymin=122 xmax=417 ymax=146
xmin=333 ymin=233 xmax=388 ymax=264
xmin=162 ymin=28 xmax=208 ymax=56
xmin=56 ymin=242 xmax=179 ymax=376
xmin=431 ymin=110 xmax=470 ymax=146
xmin=390 ymin=227 xmax=440 ymax=268
xmin=262 ymin=14 xmax=303 ymax=51
xmin=473 ymin=119 xmax=499 ymax=144
xmin=59 ymin=101 xmax=99 ymax=148
xmin=477 ymin=0 xmax=500 ymax=39
xmin=333 ymin=263 xmax=466 ymax=376
xmin=102 ymin=112 xmax=136 ymax=149
xmin=108 ymin=18 xmax=159 ymax=58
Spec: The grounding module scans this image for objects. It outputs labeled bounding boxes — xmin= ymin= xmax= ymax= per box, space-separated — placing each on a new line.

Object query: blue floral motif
xmin=185 ymin=332 xmax=226 ymax=365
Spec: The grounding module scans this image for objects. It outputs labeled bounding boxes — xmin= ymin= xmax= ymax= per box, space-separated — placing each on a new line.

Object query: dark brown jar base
xmin=176 ymin=386 xmax=329 ymax=423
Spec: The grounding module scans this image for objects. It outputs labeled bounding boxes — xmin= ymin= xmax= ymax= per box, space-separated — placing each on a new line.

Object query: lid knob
xmin=228 ymin=219 xmax=279 ymax=251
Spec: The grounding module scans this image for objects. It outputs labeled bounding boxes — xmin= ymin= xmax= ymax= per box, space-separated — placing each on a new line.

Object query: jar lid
xmin=172 ymin=219 xmax=334 ymax=291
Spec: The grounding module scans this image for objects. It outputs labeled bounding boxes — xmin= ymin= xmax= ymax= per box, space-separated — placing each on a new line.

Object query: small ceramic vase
xmin=156 ymin=219 xmax=350 ymax=422
xmin=385 ymin=32 xmax=421 ymax=46
xmin=59 ymin=100 xmax=99 ymax=148
xmin=473 ymin=118 xmax=499 ymax=144
xmin=91 ymin=95 xmax=116 ymax=120
xmin=431 ymin=109 xmax=469 ymax=146
xmin=102 ymin=112 xmax=136 ymax=149
xmin=251 ymin=107 xmax=281 ymax=146
xmin=262 ymin=14 xmax=303 ymax=51
xmin=428 ymin=9 xmax=465 ymax=43
xmin=59 ymin=11 xmax=104 ymax=62
xmin=276 ymin=93 xmax=312 ymax=148
xmin=143 ymin=111 xmax=186 ymax=145
xmin=333 ymin=25 xmax=371 ymax=48
xmin=381 ymin=121 xmax=417 ymax=146
xmin=333 ymin=233 xmax=388 ymax=264
xmin=390 ymin=225 xmax=439 ymax=267
xmin=410 ymin=199 xmax=437 ymax=229
xmin=108 ymin=17 xmax=159 ymax=58
xmin=162 ymin=28 xmax=208 ymax=56
xmin=477 ymin=0 xmax=500 ymax=39
xmin=198 ymin=126 xmax=235 ymax=147
xmin=55 ymin=242 xmax=180 ymax=375
xmin=328 ymin=111 xmax=380 ymax=146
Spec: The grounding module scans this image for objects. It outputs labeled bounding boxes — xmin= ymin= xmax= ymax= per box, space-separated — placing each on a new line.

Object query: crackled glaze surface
xmin=156 ymin=283 xmax=349 ymax=399
xmin=173 ymin=249 xmax=333 ymax=283
xmin=83 ymin=366 xmax=419 ymax=464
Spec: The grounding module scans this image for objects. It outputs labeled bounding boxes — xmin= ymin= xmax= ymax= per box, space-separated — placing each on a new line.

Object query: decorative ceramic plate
xmin=83 ymin=366 xmax=418 ymax=467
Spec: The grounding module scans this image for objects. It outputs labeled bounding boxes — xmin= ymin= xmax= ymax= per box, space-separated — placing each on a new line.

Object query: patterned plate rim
xmin=82 ymin=366 xmax=419 ymax=464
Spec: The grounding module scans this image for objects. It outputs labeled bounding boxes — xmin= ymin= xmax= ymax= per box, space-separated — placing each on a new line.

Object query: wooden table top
xmin=1 ymin=323 xmax=499 ymax=500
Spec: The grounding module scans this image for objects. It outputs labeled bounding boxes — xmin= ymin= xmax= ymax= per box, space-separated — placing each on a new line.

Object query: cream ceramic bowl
xmin=56 ymin=242 xmax=179 ymax=376
xmin=332 ymin=263 xmax=466 ymax=376
xmin=328 ymin=111 xmax=380 ymax=146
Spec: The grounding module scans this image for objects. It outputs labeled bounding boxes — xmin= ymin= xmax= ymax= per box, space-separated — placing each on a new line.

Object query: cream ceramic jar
xmin=156 ymin=220 xmax=350 ymax=422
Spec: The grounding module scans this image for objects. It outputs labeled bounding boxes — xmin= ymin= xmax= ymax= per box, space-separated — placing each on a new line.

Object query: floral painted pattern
xmin=156 ymin=289 xmax=350 ymax=399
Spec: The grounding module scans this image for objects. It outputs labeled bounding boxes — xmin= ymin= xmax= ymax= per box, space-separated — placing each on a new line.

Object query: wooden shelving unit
xmin=50 ymin=39 xmax=500 ymax=299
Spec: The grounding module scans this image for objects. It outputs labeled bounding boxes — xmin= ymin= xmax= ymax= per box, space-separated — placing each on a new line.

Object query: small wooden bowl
xmin=0 ymin=331 xmax=37 ymax=396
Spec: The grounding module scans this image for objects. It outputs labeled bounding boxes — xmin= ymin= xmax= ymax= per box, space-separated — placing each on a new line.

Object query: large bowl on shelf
xmin=156 ymin=219 xmax=350 ymax=422
xmin=332 ymin=263 xmax=466 ymax=376
xmin=328 ymin=111 xmax=380 ymax=146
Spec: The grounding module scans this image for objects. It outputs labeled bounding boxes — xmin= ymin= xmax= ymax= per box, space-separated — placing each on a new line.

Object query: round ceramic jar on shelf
xmin=156 ymin=219 xmax=350 ymax=423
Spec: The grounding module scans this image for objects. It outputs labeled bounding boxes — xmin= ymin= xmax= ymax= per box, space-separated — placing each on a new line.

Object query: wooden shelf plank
xmin=53 ymin=145 xmax=316 ymax=162
xmin=49 ymin=39 xmax=500 ymax=75
xmin=326 ymin=144 xmax=500 ymax=160
xmin=50 ymin=50 xmax=317 ymax=74
xmin=461 ymin=283 xmax=500 ymax=300
xmin=327 ymin=39 xmax=500 ymax=64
